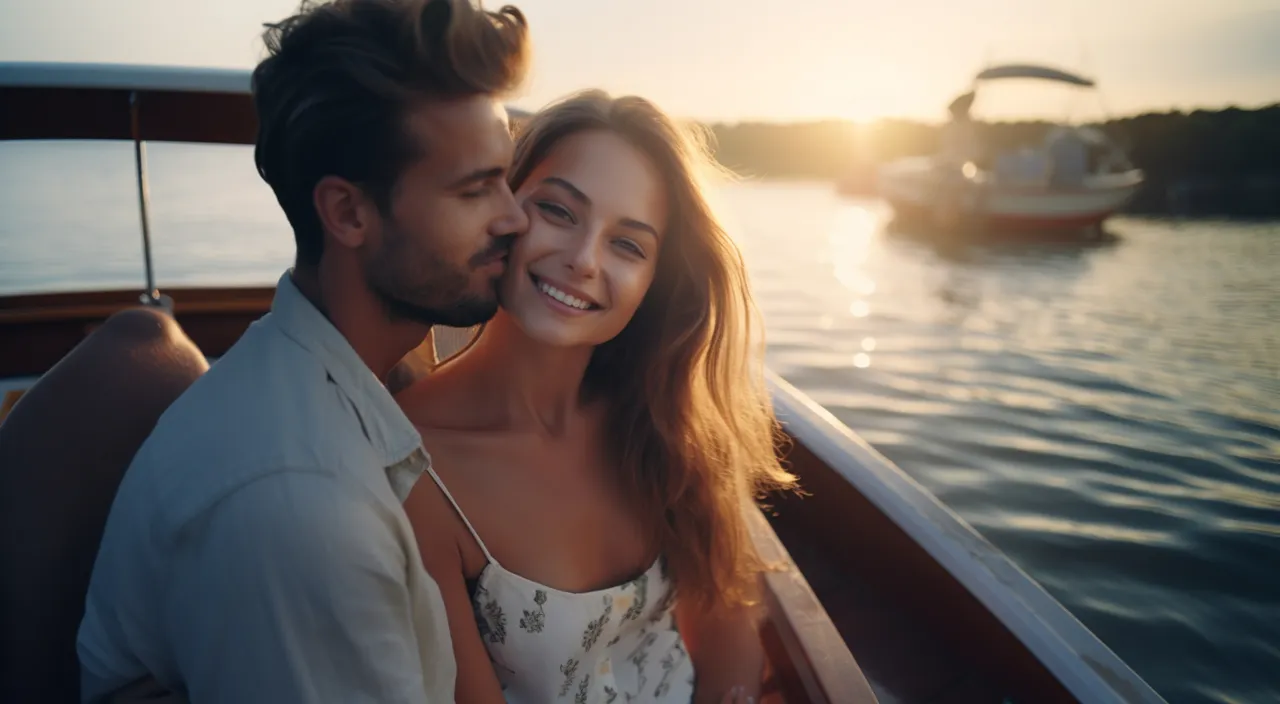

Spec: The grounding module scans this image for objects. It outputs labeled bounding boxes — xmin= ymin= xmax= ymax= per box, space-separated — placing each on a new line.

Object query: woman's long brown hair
xmin=510 ymin=91 xmax=797 ymax=612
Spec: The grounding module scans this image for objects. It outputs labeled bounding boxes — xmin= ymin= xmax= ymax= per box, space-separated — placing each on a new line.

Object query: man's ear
xmin=314 ymin=175 xmax=374 ymax=250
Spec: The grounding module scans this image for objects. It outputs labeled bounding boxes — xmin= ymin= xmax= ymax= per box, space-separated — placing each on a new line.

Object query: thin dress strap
xmin=422 ymin=465 xmax=496 ymax=564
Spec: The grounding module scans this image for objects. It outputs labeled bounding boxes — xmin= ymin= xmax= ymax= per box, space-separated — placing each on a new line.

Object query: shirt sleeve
xmin=163 ymin=470 xmax=445 ymax=703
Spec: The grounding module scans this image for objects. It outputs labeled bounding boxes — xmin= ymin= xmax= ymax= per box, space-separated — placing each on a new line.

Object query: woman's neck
xmin=459 ymin=311 xmax=595 ymax=436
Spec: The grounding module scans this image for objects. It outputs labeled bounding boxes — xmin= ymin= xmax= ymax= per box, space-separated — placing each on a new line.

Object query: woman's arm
xmin=676 ymin=596 xmax=765 ymax=704
xmin=406 ymin=488 xmax=507 ymax=704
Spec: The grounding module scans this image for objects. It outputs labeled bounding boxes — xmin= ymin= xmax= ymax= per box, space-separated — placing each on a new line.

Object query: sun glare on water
xmin=828 ymin=203 xmax=880 ymax=366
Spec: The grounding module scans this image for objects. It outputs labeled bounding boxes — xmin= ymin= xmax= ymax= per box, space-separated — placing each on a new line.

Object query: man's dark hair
xmin=252 ymin=0 xmax=529 ymax=268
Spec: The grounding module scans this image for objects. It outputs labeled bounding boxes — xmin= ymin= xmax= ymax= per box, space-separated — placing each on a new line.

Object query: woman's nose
xmin=565 ymin=230 xmax=602 ymax=278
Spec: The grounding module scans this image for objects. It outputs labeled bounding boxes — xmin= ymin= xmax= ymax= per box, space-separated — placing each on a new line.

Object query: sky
xmin=1 ymin=0 xmax=1277 ymax=123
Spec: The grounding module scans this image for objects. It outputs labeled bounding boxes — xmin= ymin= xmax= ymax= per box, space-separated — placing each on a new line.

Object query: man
xmin=933 ymin=90 xmax=981 ymax=229
xmin=77 ymin=0 xmax=530 ymax=701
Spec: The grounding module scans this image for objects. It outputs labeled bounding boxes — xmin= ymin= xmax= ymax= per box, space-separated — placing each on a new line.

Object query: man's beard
xmin=376 ymin=285 xmax=497 ymax=329
xmin=366 ymin=227 xmax=513 ymax=329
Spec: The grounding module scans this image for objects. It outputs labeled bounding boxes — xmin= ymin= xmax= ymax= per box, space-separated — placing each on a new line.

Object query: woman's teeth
xmin=538 ymin=281 xmax=593 ymax=310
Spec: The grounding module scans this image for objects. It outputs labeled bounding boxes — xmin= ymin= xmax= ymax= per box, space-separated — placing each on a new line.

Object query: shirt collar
xmin=266 ymin=270 xmax=426 ymax=497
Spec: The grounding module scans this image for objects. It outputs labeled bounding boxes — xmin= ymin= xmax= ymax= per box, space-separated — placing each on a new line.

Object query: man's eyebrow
xmin=542 ymin=177 xmax=590 ymax=205
xmin=449 ymin=166 xmax=506 ymax=189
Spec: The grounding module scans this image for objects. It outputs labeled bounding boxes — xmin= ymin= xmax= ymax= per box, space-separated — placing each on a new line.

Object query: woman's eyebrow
xmin=542 ymin=177 xmax=590 ymax=205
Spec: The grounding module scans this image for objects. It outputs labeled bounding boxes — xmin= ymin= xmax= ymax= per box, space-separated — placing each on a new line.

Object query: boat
xmin=0 ymin=62 xmax=1167 ymax=704
xmin=876 ymin=64 xmax=1144 ymax=235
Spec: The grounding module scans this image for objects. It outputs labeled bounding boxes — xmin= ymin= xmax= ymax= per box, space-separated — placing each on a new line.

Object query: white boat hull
xmin=879 ymin=157 xmax=1143 ymax=231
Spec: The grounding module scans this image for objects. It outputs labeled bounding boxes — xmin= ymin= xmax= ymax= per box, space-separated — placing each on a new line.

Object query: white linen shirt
xmin=77 ymin=271 xmax=454 ymax=703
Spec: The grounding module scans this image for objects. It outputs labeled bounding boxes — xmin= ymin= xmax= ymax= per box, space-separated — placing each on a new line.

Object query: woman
xmin=398 ymin=90 xmax=795 ymax=704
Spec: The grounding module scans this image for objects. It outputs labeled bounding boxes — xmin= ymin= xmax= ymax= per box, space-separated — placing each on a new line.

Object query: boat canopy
xmin=974 ymin=63 xmax=1095 ymax=88
xmin=0 ymin=62 xmax=257 ymax=145
xmin=0 ymin=61 xmax=529 ymax=146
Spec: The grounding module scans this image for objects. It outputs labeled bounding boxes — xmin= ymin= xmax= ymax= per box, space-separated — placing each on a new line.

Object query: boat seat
xmin=0 ymin=306 xmax=209 ymax=704
xmin=431 ymin=325 xmax=478 ymax=361
xmin=386 ymin=325 xmax=478 ymax=394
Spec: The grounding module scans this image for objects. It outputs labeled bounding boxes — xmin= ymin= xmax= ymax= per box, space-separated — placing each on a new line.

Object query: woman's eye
xmin=615 ymin=238 xmax=646 ymax=258
xmin=461 ymin=185 xmax=491 ymax=198
xmin=536 ymin=201 xmax=575 ymax=223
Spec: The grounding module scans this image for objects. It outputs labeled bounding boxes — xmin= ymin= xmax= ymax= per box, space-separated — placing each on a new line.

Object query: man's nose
xmin=495 ymin=183 xmax=529 ymax=236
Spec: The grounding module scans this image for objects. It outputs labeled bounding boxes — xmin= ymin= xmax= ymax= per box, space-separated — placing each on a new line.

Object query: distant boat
xmin=876 ymin=64 xmax=1143 ymax=235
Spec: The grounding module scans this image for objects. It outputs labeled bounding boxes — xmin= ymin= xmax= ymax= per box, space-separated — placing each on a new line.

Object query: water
xmin=3 ymin=142 xmax=1279 ymax=704
xmin=729 ymin=184 xmax=1280 ymax=704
